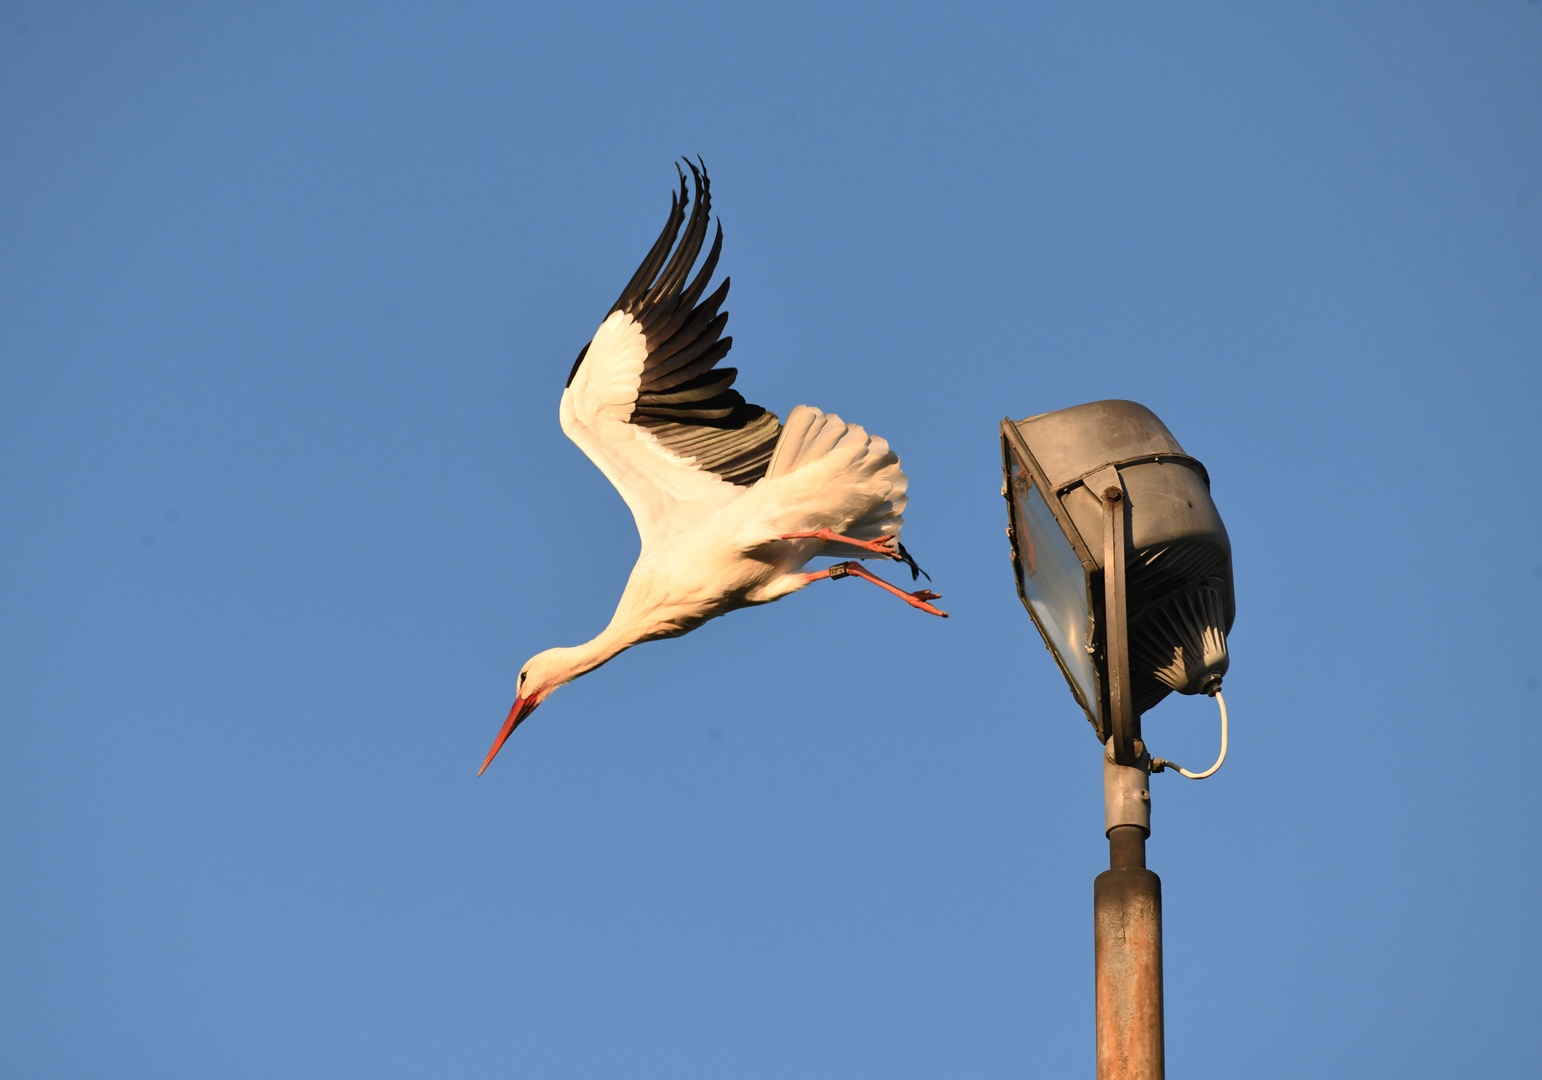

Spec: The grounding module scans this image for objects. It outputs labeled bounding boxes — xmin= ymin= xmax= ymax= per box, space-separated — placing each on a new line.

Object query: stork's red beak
xmin=478 ymin=695 xmax=540 ymax=775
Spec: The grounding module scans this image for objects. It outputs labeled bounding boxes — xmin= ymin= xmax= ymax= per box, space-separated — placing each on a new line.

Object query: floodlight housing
xmin=1000 ymin=400 xmax=1233 ymax=758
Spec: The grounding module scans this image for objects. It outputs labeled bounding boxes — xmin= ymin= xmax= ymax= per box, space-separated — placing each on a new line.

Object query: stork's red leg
xmin=825 ymin=560 xmax=948 ymax=617
xmin=779 ymin=528 xmax=899 ymax=557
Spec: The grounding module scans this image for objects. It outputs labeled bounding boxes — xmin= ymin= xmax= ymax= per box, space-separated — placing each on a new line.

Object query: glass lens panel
xmin=1007 ymin=446 xmax=1101 ymax=723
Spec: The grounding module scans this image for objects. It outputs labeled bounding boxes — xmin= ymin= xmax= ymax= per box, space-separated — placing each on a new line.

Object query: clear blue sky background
xmin=2 ymin=3 xmax=1539 ymax=1077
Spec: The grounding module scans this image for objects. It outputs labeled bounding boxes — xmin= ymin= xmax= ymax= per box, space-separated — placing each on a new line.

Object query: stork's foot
xmin=807 ymin=560 xmax=948 ymax=617
xmin=779 ymin=529 xmax=899 ymax=558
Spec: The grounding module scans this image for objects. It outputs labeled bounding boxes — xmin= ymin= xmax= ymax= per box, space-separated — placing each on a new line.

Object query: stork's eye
xmin=519 ymin=671 xmax=527 ymax=687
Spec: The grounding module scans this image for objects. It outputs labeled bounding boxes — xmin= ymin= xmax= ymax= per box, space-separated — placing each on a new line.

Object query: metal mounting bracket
xmin=1087 ymin=465 xmax=1138 ymax=766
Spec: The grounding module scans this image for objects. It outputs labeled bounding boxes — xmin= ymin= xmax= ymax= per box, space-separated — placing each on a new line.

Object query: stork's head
xmin=477 ymin=648 xmax=576 ymax=775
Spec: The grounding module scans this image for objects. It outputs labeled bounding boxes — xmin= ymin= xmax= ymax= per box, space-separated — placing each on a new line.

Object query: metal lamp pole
xmin=999 ymin=401 xmax=1235 ymax=1080
xmin=1098 ymin=743 xmax=1163 ymax=1078
xmin=1093 ymin=473 xmax=1164 ymax=1080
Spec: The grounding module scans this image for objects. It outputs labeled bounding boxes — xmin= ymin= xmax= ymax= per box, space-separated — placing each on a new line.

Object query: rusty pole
xmin=1095 ymin=740 xmax=1164 ymax=1079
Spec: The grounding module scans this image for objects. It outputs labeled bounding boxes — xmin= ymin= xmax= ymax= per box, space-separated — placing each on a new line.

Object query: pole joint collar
xmin=1104 ymin=737 xmax=1152 ymax=837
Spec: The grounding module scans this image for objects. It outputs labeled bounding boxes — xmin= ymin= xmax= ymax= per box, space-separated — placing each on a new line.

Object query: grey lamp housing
xmin=1000 ymin=400 xmax=1233 ymax=760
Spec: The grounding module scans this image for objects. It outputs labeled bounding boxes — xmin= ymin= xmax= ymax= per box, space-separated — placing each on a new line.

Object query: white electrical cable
xmin=1153 ymin=690 xmax=1228 ymax=780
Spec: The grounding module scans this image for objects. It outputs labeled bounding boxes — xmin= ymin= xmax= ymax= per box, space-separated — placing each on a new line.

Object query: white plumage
xmin=480 ymin=162 xmax=943 ymax=774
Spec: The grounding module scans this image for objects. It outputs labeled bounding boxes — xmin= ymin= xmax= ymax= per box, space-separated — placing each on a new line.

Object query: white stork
xmin=480 ymin=161 xmax=944 ymax=775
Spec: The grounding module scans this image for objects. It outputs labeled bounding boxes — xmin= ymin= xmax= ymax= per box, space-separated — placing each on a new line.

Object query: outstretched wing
xmin=560 ymin=161 xmax=781 ymax=550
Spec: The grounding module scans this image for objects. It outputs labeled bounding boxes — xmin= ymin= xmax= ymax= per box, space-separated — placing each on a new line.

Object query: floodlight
xmin=1000 ymin=399 xmax=1233 ymax=765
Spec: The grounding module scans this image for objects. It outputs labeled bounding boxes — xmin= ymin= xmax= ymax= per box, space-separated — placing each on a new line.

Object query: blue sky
xmin=2 ymin=3 xmax=1539 ymax=1076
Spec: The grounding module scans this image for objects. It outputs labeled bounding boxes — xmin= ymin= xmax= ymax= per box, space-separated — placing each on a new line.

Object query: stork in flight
xmin=479 ymin=161 xmax=944 ymax=775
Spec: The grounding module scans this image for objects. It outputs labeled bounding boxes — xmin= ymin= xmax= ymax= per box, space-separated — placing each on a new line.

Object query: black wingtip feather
xmin=897 ymin=542 xmax=931 ymax=582
xmin=565 ymin=342 xmax=590 ymax=388
xmin=573 ymin=160 xmax=782 ymax=487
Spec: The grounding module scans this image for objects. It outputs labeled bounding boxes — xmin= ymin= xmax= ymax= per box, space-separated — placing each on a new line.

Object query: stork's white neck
xmin=538 ymin=606 xmax=657 ymax=689
xmin=532 ymin=566 xmax=695 ymax=694
xmin=541 ymin=628 xmax=631 ymax=687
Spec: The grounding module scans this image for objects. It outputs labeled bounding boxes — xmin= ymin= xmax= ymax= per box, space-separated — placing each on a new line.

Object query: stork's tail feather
xmin=765 ymin=405 xmax=869 ymax=480
xmin=763 ymin=405 xmax=909 ymax=559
